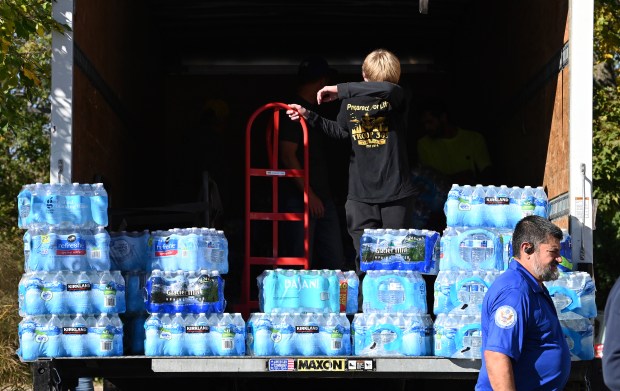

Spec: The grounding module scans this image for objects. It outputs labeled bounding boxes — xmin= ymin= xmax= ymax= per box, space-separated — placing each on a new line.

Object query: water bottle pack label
xmin=145 ymin=270 xmax=226 ymax=314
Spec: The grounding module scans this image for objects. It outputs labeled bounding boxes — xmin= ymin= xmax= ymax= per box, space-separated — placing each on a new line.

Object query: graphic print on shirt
xmin=348 ymin=100 xmax=390 ymax=148
xmin=494 ymin=305 xmax=517 ymax=328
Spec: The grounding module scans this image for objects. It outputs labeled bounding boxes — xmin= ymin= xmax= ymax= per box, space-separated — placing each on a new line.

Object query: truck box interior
xmin=67 ymin=0 xmax=570 ymax=304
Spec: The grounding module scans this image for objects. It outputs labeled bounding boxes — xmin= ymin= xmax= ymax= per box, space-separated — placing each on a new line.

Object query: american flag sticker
xmin=268 ymin=359 xmax=295 ymax=371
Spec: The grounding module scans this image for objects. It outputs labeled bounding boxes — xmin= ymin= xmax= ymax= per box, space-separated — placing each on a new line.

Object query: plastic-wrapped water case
xmin=544 ymin=271 xmax=597 ymax=319
xmin=144 ymin=269 xmax=226 ymax=314
xmin=558 ymin=312 xmax=595 ymax=361
xmin=360 ymin=228 xmax=440 ymax=273
xmin=433 ymin=312 xmax=482 ymax=358
xmin=257 ymin=269 xmax=358 ymax=314
xmin=361 ymin=270 xmax=427 ymax=314
xmin=110 ymin=230 xmax=150 ymax=272
xmin=246 ymin=312 xmax=351 ymax=356
xmin=439 ymin=227 xmax=504 ymax=271
xmin=351 ymin=312 xmax=433 ymax=357
xmin=18 ymin=314 xmax=123 ymax=360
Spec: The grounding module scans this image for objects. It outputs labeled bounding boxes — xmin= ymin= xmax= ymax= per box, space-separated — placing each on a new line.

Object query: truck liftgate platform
xmin=30 ymin=357 xmax=597 ymax=391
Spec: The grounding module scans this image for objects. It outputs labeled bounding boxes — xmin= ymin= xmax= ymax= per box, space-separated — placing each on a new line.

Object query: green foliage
xmin=593 ymin=0 xmax=620 ymax=304
xmin=0 ymin=1 xmax=67 ymax=387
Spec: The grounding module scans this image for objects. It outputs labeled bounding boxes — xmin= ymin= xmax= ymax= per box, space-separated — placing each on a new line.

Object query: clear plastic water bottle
xmin=44 ymin=314 xmax=64 ymax=357
xmin=17 ymin=184 xmax=33 ymax=229
xmin=299 ymin=270 xmax=329 ymax=313
xmin=68 ymin=271 xmax=92 ymax=314
xmin=360 ymin=229 xmax=378 ymax=271
xmin=165 ymin=313 xmax=185 ymax=356
xmin=171 ymin=270 xmax=188 ymax=313
xmin=249 ymin=313 xmax=274 ymax=356
xmin=90 ymin=183 xmax=108 ymax=227
xmin=92 ymin=271 xmax=114 ymax=314
xmin=113 ymin=271 xmax=127 ymax=313
xmin=146 ymin=269 xmax=164 ymax=313
xmin=45 ymin=271 xmax=67 ymax=314
xmin=320 ymin=313 xmax=347 ymax=356
xmin=25 ymin=271 xmax=46 ymax=315
xmin=232 ymin=313 xmax=246 ymax=355
xmin=465 ymin=184 xmax=486 ymax=228
xmin=275 ymin=269 xmax=300 ymax=311
xmin=217 ymin=230 xmax=229 ymax=274
xmin=211 ymin=313 xmax=237 ymax=356
xmin=186 ymin=312 xmax=212 ymax=356
xmin=63 ymin=314 xmax=89 ymax=357
xmin=144 ymin=313 xmax=162 ymax=356
xmin=344 ymin=271 xmax=359 ymax=314
xmin=534 ymin=186 xmax=549 ymax=218
xmin=508 ymin=186 xmax=522 ymax=228
xmin=444 ymin=184 xmax=461 ymax=227
xmin=90 ymin=226 xmax=111 ymax=271
xmin=91 ymin=314 xmax=115 ymax=357
xmin=457 ymin=184 xmax=474 ymax=228
xmin=402 ymin=313 xmax=425 ymax=356
xmin=296 ymin=312 xmax=321 ymax=356
xmin=18 ymin=316 xmax=39 ymax=360
xmin=110 ymin=314 xmax=124 ymax=356
xmin=272 ymin=312 xmax=296 ymax=356
xmin=519 ymin=185 xmax=535 ymax=218
xmin=208 ymin=228 xmax=221 ymax=270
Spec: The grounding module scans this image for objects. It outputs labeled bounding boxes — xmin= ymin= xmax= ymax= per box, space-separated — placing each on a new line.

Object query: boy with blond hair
xmin=287 ymin=48 xmax=417 ymax=275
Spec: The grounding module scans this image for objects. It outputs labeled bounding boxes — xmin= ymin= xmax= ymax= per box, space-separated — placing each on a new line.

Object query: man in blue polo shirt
xmin=476 ymin=215 xmax=571 ymax=391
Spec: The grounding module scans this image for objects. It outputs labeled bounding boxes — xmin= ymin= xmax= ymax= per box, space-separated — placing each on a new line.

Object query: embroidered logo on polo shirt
xmin=495 ymin=305 xmax=517 ymax=329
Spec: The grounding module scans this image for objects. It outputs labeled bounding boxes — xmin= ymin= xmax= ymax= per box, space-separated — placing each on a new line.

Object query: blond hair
xmin=362 ymin=49 xmax=401 ymax=84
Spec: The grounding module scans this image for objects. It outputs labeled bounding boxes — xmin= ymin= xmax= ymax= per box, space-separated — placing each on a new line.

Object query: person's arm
xmin=279 ymin=140 xmax=325 ymax=218
xmin=286 ymin=104 xmax=348 ymax=140
xmin=484 ymin=350 xmax=517 ymax=391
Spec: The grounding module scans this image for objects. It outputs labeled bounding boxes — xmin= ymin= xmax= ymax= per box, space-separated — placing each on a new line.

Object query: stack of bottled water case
xmin=544 ymin=271 xmax=597 ymax=361
xmin=433 ymin=183 xmax=537 ymax=359
xmin=353 ymin=268 xmax=433 ymax=357
xmin=248 ymin=269 xmax=358 ymax=356
xmin=351 ymin=228 xmax=435 ymax=357
xmin=142 ymin=227 xmax=243 ymax=356
xmin=359 ymin=228 xmax=440 ymax=274
xmin=110 ymin=229 xmax=151 ymax=354
xmin=17 ymin=183 xmax=125 ymax=360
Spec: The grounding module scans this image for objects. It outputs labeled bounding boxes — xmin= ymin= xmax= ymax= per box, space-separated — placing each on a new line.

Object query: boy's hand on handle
xmin=286 ymin=104 xmax=308 ymax=121
xmin=317 ymin=85 xmax=339 ymax=104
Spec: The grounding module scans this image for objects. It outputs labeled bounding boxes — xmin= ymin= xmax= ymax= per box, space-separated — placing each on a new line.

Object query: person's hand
xmin=317 ymin=85 xmax=339 ymax=104
xmin=308 ymin=190 xmax=325 ymax=218
xmin=286 ymin=104 xmax=308 ymax=122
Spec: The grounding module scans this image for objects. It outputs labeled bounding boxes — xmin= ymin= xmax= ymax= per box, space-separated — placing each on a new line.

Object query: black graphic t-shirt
xmin=308 ymin=81 xmax=416 ymax=203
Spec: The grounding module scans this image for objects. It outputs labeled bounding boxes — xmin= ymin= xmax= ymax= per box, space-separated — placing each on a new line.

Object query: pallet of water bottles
xmin=18 ymin=313 xmax=124 ymax=360
xmin=359 ymin=228 xmax=440 ymax=273
xmin=246 ymin=312 xmax=351 ymax=356
xmin=257 ymin=269 xmax=359 ymax=315
xmin=17 ymin=182 xmax=108 ymax=229
xmin=144 ymin=269 xmax=226 ymax=314
xmin=147 ymin=228 xmax=229 ymax=273
xmin=18 ymin=270 xmax=126 ymax=316
xmin=351 ymin=312 xmax=434 ymax=357
xmin=144 ymin=312 xmax=245 ymax=356
xmin=443 ymin=184 xmax=549 ymax=229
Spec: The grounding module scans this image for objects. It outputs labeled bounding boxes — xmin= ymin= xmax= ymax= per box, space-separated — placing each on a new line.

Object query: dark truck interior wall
xmin=71 ymin=0 xmax=570 ymax=232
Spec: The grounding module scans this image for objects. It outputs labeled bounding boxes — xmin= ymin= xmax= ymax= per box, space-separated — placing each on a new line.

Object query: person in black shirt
xmin=286 ymin=49 xmax=418 ymax=275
